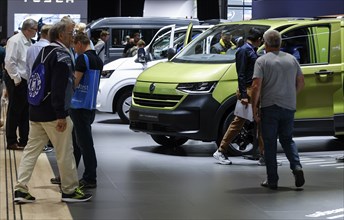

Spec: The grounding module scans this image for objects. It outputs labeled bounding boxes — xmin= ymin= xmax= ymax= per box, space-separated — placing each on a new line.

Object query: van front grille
xmin=133 ymin=92 xmax=183 ymax=108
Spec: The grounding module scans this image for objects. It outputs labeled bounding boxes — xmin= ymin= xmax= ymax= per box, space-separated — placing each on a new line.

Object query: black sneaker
xmin=50 ymin=176 xmax=61 ymax=185
xmin=260 ymin=180 xmax=278 ymax=190
xmin=79 ymin=179 xmax=97 ymax=189
xmin=243 ymin=155 xmax=260 ymax=161
xmin=42 ymin=145 xmax=54 ymax=153
xmin=61 ymin=187 xmax=92 ymax=203
xmin=258 ymin=156 xmax=266 ymax=166
xmin=293 ymin=166 xmax=305 ymax=187
xmin=14 ymin=190 xmax=36 ymax=203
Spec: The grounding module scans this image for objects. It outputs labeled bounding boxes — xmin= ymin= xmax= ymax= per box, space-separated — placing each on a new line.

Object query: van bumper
xmin=129 ymin=94 xmax=220 ymax=141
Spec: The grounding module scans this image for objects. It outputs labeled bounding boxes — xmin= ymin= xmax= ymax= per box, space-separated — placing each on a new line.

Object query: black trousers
xmin=70 ymin=108 xmax=97 ymax=182
xmin=4 ymin=72 xmax=29 ymax=147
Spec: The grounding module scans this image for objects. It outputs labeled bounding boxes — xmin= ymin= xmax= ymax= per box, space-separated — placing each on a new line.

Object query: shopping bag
xmin=71 ymin=54 xmax=100 ymax=110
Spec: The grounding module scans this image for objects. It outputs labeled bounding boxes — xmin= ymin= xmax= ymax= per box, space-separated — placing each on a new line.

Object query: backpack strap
xmin=97 ymin=45 xmax=105 ymax=56
xmin=40 ymin=47 xmax=58 ymax=102
xmin=41 ymin=47 xmax=58 ymax=63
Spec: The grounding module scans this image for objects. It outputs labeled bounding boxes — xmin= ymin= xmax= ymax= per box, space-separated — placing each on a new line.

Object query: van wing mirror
xmin=136 ymin=48 xmax=147 ymax=64
xmin=167 ymin=48 xmax=176 ymax=60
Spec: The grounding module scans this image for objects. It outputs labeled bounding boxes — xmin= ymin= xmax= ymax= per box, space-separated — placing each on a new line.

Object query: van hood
xmin=138 ymin=62 xmax=231 ymax=83
xmin=103 ymin=57 xmax=132 ymax=71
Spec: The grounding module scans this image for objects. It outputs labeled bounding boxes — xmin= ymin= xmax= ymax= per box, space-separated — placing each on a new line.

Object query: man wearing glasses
xmin=4 ymin=18 xmax=38 ymax=150
xmin=14 ymin=20 xmax=92 ymax=203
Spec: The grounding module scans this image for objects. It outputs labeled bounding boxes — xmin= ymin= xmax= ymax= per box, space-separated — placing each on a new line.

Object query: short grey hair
xmin=49 ymin=21 xmax=69 ymax=42
xmin=263 ymin=29 xmax=281 ymax=48
xmin=21 ymin=19 xmax=38 ymax=31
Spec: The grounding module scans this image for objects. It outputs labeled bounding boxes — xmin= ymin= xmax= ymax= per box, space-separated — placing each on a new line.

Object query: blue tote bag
xmin=71 ymin=54 xmax=100 ymax=110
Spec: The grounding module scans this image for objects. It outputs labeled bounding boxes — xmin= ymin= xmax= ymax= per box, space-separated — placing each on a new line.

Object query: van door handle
xmin=314 ymin=70 xmax=334 ymax=76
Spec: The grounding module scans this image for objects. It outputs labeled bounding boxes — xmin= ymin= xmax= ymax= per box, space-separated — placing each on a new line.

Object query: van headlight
xmin=101 ymin=70 xmax=114 ymax=78
xmin=177 ymin=82 xmax=217 ymax=94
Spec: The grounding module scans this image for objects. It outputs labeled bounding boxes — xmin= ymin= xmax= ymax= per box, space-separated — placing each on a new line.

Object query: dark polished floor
xmin=48 ymin=112 xmax=344 ymax=220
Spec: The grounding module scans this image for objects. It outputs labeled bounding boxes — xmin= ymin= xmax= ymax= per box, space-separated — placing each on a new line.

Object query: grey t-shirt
xmin=253 ymin=51 xmax=303 ymax=110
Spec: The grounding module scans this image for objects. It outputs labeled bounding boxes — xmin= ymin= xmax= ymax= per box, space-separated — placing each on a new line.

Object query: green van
xmin=129 ymin=17 xmax=344 ymax=155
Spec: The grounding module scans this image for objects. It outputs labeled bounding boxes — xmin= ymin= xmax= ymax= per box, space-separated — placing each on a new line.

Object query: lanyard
xmin=245 ymin=42 xmax=256 ymax=54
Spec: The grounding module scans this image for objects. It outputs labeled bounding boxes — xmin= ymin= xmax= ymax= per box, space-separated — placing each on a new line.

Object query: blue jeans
xmin=70 ymin=108 xmax=97 ymax=182
xmin=261 ymin=105 xmax=302 ymax=184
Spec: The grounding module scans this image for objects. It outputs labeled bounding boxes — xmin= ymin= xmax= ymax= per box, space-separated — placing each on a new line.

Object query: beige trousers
xmin=15 ymin=117 xmax=79 ymax=195
xmin=219 ymin=87 xmax=264 ymax=154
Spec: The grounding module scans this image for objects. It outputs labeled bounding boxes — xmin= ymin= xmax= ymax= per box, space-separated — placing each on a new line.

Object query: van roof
xmin=87 ymin=17 xmax=200 ymax=29
xmin=217 ymin=17 xmax=344 ymax=29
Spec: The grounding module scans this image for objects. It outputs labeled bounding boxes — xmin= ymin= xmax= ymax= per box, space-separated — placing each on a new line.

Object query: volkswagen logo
xmin=149 ymin=83 xmax=156 ymax=93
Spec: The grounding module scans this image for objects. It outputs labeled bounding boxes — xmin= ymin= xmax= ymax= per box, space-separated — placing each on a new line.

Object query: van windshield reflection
xmin=173 ymin=24 xmax=269 ymax=64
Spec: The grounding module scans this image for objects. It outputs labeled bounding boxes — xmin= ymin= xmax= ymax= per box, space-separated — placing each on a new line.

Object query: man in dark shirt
xmin=213 ymin=27 xmax=263 ymax=165
xmin=122 ymin=32 xmax=140 ymax=57
xmin=70 ymin=32 xmax=103 ymax=188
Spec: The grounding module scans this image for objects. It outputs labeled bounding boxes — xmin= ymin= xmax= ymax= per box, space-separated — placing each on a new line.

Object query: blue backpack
xmin=27 ymin=47 xmax=57 ymax=106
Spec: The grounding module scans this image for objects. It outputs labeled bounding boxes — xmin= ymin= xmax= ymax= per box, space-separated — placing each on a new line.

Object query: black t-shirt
xmin=75 ymin=50 xmax=103 ymax=73
xmin=123 ymin=42 xmax=134 ymax=55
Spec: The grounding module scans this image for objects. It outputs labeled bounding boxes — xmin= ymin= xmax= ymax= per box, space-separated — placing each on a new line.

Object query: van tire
xmin=116 ymin=90 xmax=132 ymax=124
xmin=217 ymin=112 xmax=255 ymax=156
xmin=151 ymin=135 xmax=188 ymax=148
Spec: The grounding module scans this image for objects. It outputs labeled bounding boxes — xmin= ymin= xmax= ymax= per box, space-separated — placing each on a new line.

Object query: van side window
xmin=112 ymin=29 xmax=125 ymax=48
xmin=311 ymin=26 xmax=330 ymax=64
xmin=151 ymin=32 xmax=173 ymax=59
xmin=281 ymin=26 xmax=330 ymax=65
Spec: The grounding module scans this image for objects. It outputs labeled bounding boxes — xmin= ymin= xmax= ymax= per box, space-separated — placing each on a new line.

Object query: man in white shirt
xmin=4 ymin=18 xmax=38 ymax=150
xmin=94 ymin=30 xmax=109 ymax=63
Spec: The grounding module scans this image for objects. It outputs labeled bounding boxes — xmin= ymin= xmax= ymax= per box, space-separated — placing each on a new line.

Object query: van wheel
xmin=151 ymin=135 xmax=188 ymax=148
xmin=217 ymin=112 xmax=255 ymax=156
xmin=116 ymin=90 xmax=132 ymax=124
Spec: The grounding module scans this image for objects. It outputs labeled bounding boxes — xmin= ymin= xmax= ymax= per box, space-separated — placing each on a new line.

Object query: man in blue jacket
xmin=213 ymin=27 xmax=264 ymax=165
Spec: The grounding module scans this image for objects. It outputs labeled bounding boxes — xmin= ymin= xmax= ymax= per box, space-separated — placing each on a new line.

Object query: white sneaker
xmin=213 ymin=150 xmax=232 ymax=165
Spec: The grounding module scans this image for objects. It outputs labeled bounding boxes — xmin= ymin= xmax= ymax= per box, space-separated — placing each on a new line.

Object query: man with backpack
xmin=26 ymin=24 xmax=54 ymax=153
xmin=14 ymin=20 xmax=92 ymax=203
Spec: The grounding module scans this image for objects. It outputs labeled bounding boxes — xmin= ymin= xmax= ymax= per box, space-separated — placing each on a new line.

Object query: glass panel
xmin=228 ymin=8 xmax=244 ymax=21
xmin=174 ymin=24 xmax=269 ymax=64
xmin=281 ymin=28 xmax=311 ymax=64
xmin=228 ymin=8 xmax=252 ymax=21
xmin=229 ymin=0 xmax=251 ymax=6
xmin=313 ymin=26 xmax=329 ymax=63
xmin=281 ymin=26 xmax=330 ymax=65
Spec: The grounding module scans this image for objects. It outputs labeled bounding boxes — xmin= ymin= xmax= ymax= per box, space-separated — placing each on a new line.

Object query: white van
xmin=86 ymin=17 xmax=200 ymax=63
xmin=96 ymin=24 xmax=211 ymax=123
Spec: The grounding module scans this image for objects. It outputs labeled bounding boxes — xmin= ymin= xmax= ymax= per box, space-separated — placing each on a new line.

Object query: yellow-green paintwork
xmin=138 ymin=62 xmax=231 ymax=83
xmin=134 ymin=18 xmax=344 ymax=133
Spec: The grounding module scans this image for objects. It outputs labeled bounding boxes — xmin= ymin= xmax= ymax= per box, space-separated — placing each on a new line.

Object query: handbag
xmin=71 ymin=54 xmax=100 ymax=110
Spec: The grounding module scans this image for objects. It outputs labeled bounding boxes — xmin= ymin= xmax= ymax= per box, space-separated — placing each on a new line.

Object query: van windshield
xmin=173 ymin=24 xmax=270 ymax=64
